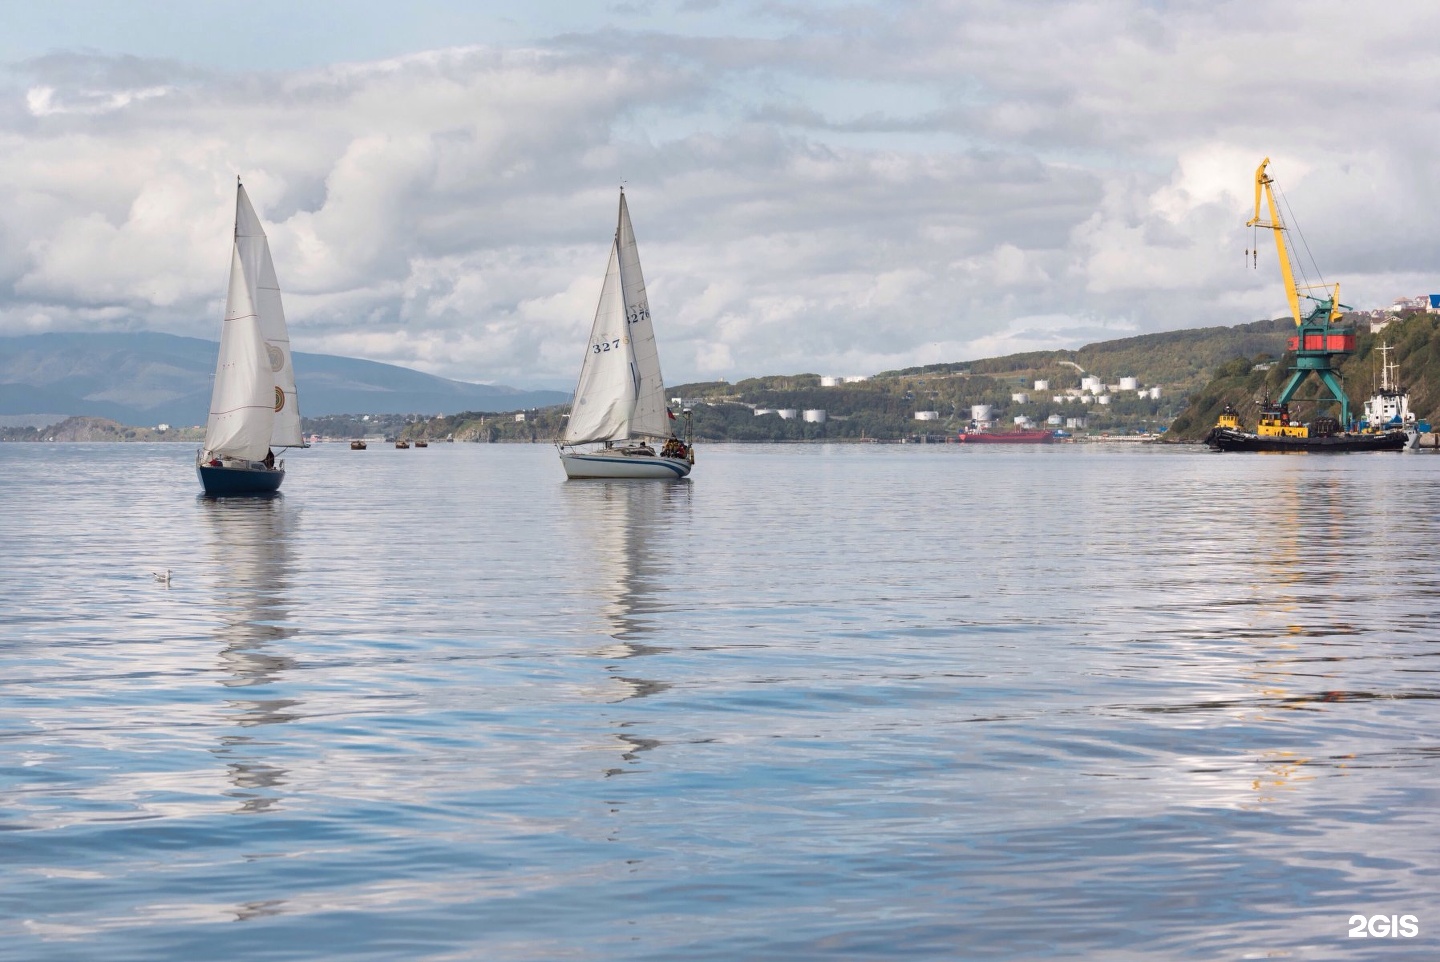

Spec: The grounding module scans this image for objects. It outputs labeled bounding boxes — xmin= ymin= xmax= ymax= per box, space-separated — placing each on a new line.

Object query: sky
xmin=1 ymin=0 xmax=1438 ymax=389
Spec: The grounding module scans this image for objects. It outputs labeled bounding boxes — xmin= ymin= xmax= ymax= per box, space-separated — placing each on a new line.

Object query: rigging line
xmin=1274 ymin=181 xmax=1326 ymax=299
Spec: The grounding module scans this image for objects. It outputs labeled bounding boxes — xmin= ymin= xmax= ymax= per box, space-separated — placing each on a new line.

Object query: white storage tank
xmin=803 ymin=409 xmax=827 ymax=423
xmin=1047 ymin=414 xmax=1063 ymax=426
xmin=1011 ymin=392 xmax=1030 ymax=404
xmin=820 ymin=376 xmax=841 ymax=387
xmin=843 ymin=375 xmax=868 ymax=383
xmin=914 ymin=411 xmax=940 ymax=421
xmin=970 ymin=404 xmax=993 ymax=422
xmin=778 ymin=409 xmax=798 ymax=420
xmin=1066 ymin=416 xmax=1087 ymax=429
xmin=1034 ymin=379 xmax=1050 ymax=391
xmin=1014 ymin=415 xmax=1032 ymax=426
xmin=1081 ymin=376 xmax=1104 ymax=393
xmin=1148 ymin=386 xmax=1162 ymax=399
xmin=1098 ymin=395 xmax=1111 ymax=405
xmin=1119 ymin=376 xmax=1139 ymax=391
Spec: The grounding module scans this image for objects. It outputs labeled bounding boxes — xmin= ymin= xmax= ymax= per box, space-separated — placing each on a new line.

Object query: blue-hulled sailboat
xmin=196 ymin=180 xmax=304 ymax=496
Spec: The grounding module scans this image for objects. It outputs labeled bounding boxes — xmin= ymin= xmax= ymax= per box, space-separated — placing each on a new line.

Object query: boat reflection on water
xmin=198 ymin=495 xmax=300 ymax=813
xmin=562 ymin=480 xmax=691 ymax=775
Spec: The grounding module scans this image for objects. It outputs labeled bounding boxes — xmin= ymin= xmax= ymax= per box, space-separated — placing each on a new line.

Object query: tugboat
xmin=1206 ymin=402 xmax=1407 ymax=452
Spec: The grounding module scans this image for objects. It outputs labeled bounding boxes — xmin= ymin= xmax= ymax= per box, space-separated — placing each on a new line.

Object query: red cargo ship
xmin=956 ymin=429 xmax=1055 ymax=444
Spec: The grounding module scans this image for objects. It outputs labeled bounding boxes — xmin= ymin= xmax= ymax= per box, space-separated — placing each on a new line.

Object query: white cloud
xmin=2 ymin=2 xmax=1440 ymax=387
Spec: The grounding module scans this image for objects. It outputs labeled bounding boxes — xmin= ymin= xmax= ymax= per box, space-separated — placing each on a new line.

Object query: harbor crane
xmin=1247 ymin=157 xmax=1356 ymax=429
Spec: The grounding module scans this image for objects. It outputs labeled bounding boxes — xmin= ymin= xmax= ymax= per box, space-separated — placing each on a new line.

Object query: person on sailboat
xmin=263 ymin=449 xmax=275 ymax=469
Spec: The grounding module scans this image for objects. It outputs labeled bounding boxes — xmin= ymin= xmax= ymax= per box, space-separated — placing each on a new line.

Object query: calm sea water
xmin=2 ymin=441 xmax=1439 ymax=961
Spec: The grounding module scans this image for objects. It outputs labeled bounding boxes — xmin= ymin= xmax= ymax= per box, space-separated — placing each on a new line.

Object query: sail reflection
xmin=199 ymin=496 xmax=299 ymax=813
xmin=562 ymin=481 xmax=690 ymax=774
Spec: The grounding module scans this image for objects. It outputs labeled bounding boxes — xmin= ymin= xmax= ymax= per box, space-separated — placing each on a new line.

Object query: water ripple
xmin=2 ymin=442 xmax=1439 ymax=959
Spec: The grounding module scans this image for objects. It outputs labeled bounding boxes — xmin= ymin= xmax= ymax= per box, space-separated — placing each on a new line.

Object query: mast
xmin=614 ymin=188 xmax=671 ymax=439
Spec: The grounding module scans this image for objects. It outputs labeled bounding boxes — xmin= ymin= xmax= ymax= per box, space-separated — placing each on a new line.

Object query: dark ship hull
xmin=1205 ymin=427 xmax=1408 ymax=453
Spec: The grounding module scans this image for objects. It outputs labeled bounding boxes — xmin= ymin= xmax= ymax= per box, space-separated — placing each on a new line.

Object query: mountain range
xmin=0 ymin=332 xmax=569 ymax=428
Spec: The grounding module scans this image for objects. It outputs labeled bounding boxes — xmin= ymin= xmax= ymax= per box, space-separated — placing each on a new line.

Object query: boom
xmin=1247 ymin=158 xmax=1344 ymax=326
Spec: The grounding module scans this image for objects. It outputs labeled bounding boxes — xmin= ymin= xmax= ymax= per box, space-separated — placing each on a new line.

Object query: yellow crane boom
xmin=1247 ymin=158 xmax=1342 ymax=325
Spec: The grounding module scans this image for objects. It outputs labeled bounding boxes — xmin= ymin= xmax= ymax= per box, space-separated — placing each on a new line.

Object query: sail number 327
xmin=592 ymin=337 xmax=627 ymax=354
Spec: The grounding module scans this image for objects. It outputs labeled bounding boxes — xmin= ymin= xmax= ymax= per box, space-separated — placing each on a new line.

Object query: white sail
xmin=563 ymin=241 xmax=638 ymax=444
xmin=233 ymin=185 xmax=303 ymax=447
xmin=615 ymin=192 xmax=672 ymax=440
xmin=203 ymin=245 xmax=275 ymax=461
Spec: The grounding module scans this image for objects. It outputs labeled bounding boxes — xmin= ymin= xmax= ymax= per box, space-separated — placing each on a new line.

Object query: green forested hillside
xmin=399 ymin=315 xmax=1300 ymax=442
xmin=883 ymin=317 xmax=1293 ymax=401
xmin=1166 ymin=311 xmax=1440 ymax=439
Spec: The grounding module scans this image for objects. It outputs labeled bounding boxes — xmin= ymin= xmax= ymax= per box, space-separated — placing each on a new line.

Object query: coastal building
xmin=803 ymin=409 xmax=827 ymax=423
xmin=843 ymin=375 xmax=869 ymax=383
xmin=514 ymin=413 xmax=526 ymax=422
xmin=820 ymin=376 xmax=841 ymax=387
xmin=1066 ymin=417 xmax=1087 ymax=429
xmin=914 ymin=411 xmax=940 ymax=421
xmin=754 ymin=408 xmax=775 ymax=416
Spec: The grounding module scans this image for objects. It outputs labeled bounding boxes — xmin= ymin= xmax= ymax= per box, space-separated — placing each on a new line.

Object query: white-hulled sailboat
xmin=558 ymin=190 xmax=694 ymax=479
xmin=196 ymin=180 xmax=304 ymax=496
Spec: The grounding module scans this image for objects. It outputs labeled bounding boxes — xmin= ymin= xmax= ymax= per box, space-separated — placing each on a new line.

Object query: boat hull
xmin=956 ymin=430 xmax=1054 ymax=444
xmin=1206 ymin=428 xmax=1409 ymax=453
xmin=197 ymin=462 xmax=285 ymax=495
xmin=560 ymin=450 xmax=692 ymax=479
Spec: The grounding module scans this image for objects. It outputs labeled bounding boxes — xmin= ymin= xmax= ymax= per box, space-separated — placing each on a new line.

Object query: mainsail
xmin=615 ymin=192 xmax=671 ymax=440
xmin=204 ymin=240 xmax=275 ymax=460
xmin=203 ymin=182 xmax=301 ymax=459
xmin=563 ymin=240 xmax=638 ymax=444
xmin=234 ymin=185 xmax=303 ymax=447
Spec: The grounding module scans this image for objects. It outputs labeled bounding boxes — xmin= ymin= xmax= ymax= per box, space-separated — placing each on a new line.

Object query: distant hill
xmin=639 ymin=316 xmax=1298 ymax=441
xmin=0 ymin=332 xmax=568 ymax=427
xmin=880 ymin=317 xmax=1295 ymax=401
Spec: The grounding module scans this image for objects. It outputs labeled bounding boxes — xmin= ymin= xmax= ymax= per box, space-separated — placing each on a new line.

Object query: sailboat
xmin=558 ymin=190 xmax=694 ymax=479
xmin=196 ymin=180 xmax=304 ymax=496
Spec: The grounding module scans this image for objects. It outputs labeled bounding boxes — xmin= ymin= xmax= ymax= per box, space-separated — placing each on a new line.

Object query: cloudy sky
xmin=1 ymin=1 xmax=1436 ymax=388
